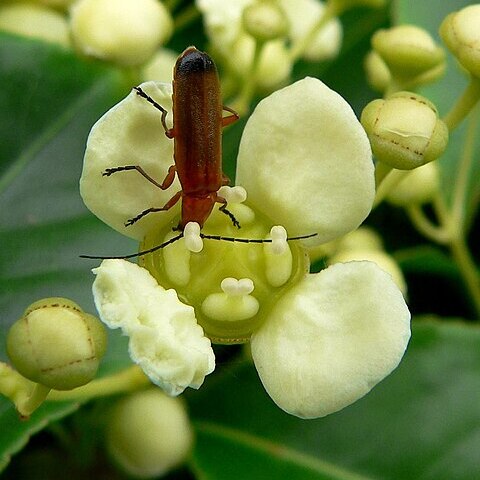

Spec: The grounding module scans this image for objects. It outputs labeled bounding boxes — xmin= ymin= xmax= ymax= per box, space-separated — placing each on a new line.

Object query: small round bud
xmin=242 ymin=1 xmax=288 ymax=42
xmin=70 ymin=0 xmax=173 ymax=66
xmin=361 ymin=92 xmax=449 ymax=170
xmin=106 ymin=389 xmax=193 ymax=478
xmin=0 ymin=3 xmax=70 ymax=47
xmin=386 ymin=162 xmax=439 ymax=207
xmin=7 ymin=297 xmax=107 ymax=390
xmin=372 ymin=25 xmax=445 ymax=81
xmin=364 ymin=50 xmax=391 ymax=93
xmin=440 ymin=5 xmax=480 ymax=79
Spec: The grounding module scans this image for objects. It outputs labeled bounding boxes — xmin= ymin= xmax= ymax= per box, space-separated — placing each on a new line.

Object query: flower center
xmin=139 ymin=201 xmax=309 ymax=344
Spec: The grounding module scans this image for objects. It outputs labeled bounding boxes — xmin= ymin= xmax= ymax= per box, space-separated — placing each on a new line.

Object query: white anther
xmin=218 ymin=186 xmax=248 ymax=204
xmin=270 ymin=225 xmax=288 ymax=255
xmin=221 ymin=277 xmax=255 ymax=296
xmin=184 ymin=222 xmax=203 ymax=253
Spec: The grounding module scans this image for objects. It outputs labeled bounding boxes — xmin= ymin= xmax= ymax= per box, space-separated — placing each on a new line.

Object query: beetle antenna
xmin=199 ymin=232 xmax=318 ymax=243
xmin=79 ymin=233 xmax=184 ymax=260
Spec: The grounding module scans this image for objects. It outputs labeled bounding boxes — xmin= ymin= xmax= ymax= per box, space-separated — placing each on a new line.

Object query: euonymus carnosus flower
xmin=80 ymin=77 xmax=411 ymax=418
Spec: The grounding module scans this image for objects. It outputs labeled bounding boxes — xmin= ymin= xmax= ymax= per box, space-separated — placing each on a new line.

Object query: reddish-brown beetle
xmin=81 ymin=47 xmax=316 ymax=259
xmin=103 ymin=46 xmax=240 ymax=230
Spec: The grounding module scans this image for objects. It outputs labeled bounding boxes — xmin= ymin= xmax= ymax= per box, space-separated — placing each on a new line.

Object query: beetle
xmin=81 ymin=47 xmax=317 ymax=260
xmin=102 ymin=46 xmax=240 ymax=231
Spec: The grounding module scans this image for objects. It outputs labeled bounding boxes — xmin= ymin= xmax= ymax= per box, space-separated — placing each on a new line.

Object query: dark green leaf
xmin=188 ymin=321 xmax=480 ymax=480
xmin=0 ymin=33 xmax=134 ymax=470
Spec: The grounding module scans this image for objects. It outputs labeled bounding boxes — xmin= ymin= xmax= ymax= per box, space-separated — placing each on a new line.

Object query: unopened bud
xmin=361 ymin=92 xmax=448 ymax=169
xmin=440 ymin=5 xmax=480 ymax=79
xmin=243 ymin=1 xmax=288 ymax=42
xmin=70 ymin=0 xmax=173 ymax=66
xmin=372 ymin=25 xmax=445 ymax=81
xmin=106 ymin=389 xmax=193 ymax=478
xmin=0 ymin=3 xmax=70 ymax=47
xmin=7 ymin=298 xmax=107 ymax=390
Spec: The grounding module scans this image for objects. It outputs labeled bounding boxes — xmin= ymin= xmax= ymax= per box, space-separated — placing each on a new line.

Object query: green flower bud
xmin=440 ymin=5 xmax=480 ymax=79
xmin=386 ymin=162 xmax=439 ymax=207
xmin=106 ymin=389 xmax=193 ymax=478
xmin=70 ymin=0 xmax=173 ymax=66
xmin=7 ymin=298 xmax=107 ymax=390
xmin=364 ymin=50 xmax=391 ymax=93
xmin=372 ymin=25 xmax=445 ymax=81
xmin=242 ymin=1 xmax=289 ymax=42
xmin=0 ymin=3 xmax=70 ymax=47
xmin=361 ymin=92 xmax=449 ymax=170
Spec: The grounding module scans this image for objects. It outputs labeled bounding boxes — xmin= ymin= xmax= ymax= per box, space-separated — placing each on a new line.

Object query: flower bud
xmin=106 ymin=389 xmax=193 ymax=478
xmin=440 ymin=5 xmax=480 ymax=79
xmin=372 ymin=25 xmax=445 ymax=81
xmin=364 ymin=50 xmax=391 ymax=93
xmin=0 ymin=3 xmax=70 ymax=47
xmin=361 ymin=92 xmax=448 ymax=170
xmin=70 ymin=0 xmax=173 ymax=66
xmin=386 ymin=162 xmax=439 ymax=207
xmin=7 ymin=298 xmax=107 ymax=390
xmin=242 ymin=1 xmax=288 ymax=43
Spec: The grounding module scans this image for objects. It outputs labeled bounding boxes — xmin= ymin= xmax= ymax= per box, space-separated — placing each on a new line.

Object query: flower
xmin=80 ymin=77 xmax=410 ymax=419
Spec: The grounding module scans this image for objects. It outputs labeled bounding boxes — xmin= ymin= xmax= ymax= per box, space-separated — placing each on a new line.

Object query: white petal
xmin=236 ymin=77 xmax=374 ymax=245
xmin=92 ymin=259 xmax=215 ymax=395
xmin=80 ymin=81 xmax=178 ymax=240
xmin=251 ymin=261 xmax=410 ymax=418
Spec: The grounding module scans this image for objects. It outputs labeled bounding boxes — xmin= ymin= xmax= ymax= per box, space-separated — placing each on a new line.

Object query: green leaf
xmin=188 ymin=321 xmax=480 ymax=480
xmin=0 ymin=33 xmax=135 ymax=470
xmin=395 ymin=0 xmax=480 ymax=231
xmin=0 ymin=400 xmax=79 ymax=472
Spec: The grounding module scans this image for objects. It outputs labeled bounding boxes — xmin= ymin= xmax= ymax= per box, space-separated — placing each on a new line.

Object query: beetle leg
xmin=103 ymin=165 xmax=176 ymax=190
xmin=217 ymin=196 xmax=241 ymax=229
xmin=222 ymin=105 xmax=239 ymax=128
xmin=125 ymin=190 xmax=182 ymax=226
xmin=134 ymin=86 xmax=175 ymax=138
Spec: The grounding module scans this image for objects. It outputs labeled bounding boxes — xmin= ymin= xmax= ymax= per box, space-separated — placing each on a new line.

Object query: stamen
xmin=201 ymin=278 xmax=259 ymax=322
xmin=270 ymin=225 xmax=288 ymax=255
xmin=221 ymin=278 xmax=255 ymax=296
xmin=218 ymin=186 xmax=248 ymax=203
xmin=184 ymin=222 xmax=203 ymax=252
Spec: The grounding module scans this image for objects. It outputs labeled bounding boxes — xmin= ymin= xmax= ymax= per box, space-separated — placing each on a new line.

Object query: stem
xmin=373 ymin=167 xmax=409 ymax=208
xmin=289 ymin=2 xmax=341 ymax=62
xmin=48 ymin=366 xmax=149 ymax=402
xmin=442 ymin=76 xmax=480 ymax=131
xmin=450 ymin=235 xmax=480 ymax=317
xmin=406 ymin=205 xmax=450 ymax=244
xmin=451 ymin=105 xmax=479 ymax=230
xmin=18 ymin=384 xmax=51 ymax=418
